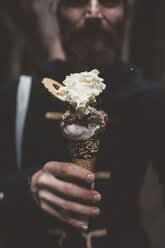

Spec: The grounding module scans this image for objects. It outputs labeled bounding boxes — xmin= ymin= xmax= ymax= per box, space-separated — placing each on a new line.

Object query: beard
xmin=57 ymin=12 xmax=125 ymax=75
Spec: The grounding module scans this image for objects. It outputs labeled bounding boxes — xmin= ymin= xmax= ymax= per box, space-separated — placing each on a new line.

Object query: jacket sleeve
xmin=152 ymin=94 xmax=165 ymax=203
xmin=0 ymin=80 xmax=40 ymax=230
xmin=142 ymin=86 xmax=165 ymax=203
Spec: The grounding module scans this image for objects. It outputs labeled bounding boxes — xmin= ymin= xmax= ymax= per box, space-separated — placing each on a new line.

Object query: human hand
xmin=30 ymin=161 xmax=101 ymax=231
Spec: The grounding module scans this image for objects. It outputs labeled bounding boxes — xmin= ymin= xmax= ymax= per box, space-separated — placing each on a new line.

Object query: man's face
xmin=55 ymin=0 xmax=127 ymax=73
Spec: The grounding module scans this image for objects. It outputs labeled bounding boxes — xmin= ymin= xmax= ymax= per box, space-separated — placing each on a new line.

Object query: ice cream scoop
xmin=61 ymin=109 xmax=108 ymax=141
xmin=62 ymin=123 xmax=100 ymax=140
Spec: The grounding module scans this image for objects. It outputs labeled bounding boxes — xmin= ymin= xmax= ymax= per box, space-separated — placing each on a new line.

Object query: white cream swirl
xmin=57 ymin=69 xmax=106 ymax=119
xmin=62 ymin=123 xmax=100 ymax=140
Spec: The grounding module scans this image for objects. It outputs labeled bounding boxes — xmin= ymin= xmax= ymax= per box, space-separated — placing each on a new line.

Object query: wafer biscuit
xmin=42 ymin=78 xmax=63 ymax=100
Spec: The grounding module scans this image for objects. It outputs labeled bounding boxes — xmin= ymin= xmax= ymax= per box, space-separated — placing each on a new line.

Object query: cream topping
xmin=57 ymin=69 xmax=106 ymax=119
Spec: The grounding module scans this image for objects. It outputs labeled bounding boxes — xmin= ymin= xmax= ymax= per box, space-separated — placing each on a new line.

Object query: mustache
xmin=66 ymin=20 xmax=113 ymax=37
xmin=61 ymin=22 xmax=120 ymax=52
xmin=59 ymin=18 xmax=123 ymax=49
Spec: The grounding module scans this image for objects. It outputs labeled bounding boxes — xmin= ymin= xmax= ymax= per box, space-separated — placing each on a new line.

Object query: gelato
xmin=61 ymin=109 xmax=108 ymax=141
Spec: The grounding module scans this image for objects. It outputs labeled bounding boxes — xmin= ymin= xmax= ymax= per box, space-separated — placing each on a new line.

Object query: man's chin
xmin=61 ymin=34 xmax=121 ymax=73
xmin=65 ymin=46 xmax=119 ymax=74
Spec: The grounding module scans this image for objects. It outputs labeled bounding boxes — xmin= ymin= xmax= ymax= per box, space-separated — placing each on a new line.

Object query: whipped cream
xmin=57 ymin=69 xmax=106 ymax=119
xmin=62 ymin=123 xmax=100 ymax=140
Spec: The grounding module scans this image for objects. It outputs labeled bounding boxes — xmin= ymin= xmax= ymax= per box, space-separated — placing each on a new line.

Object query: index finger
xmin=44 ymin=162 xmax=95 ymax=184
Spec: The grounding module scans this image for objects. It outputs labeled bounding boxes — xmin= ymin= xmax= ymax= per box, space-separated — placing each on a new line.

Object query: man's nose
xmin=85 ymin=0 xmax=102 ymax=19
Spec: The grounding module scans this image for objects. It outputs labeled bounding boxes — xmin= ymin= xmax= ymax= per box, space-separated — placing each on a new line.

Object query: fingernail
xmin=81 ymin=224 xmax=88 ymax=231
xmin=93 ymin=194 xmax=101 ymax=202
xmin=87 ymin=174 xmax=95 ymax=183
xmin=92 ymin=208 xmax=100 ymax=216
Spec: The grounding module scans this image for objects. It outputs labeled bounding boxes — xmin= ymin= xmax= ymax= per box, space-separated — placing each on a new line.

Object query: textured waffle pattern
xmin=42 ymin=78 xmax=63 ymax=100
xmin=69 ymin=138 xmax=100 ymax=171
xmin=72 ymin=157 xmax=96 ymax=172
xmin=68 ymin=138 xmax=100 ymax=159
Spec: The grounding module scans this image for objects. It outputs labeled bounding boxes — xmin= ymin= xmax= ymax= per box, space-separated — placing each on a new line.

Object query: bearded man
xmin=0 ymin=1 xmax=165 ymax=248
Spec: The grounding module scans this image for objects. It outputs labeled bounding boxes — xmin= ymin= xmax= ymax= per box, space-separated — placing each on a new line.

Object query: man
xmin=0 ymin=0 xmax=165 ymax=247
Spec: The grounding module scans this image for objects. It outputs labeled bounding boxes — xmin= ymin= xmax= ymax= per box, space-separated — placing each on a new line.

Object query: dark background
xmin=0 ymin=0 xmax=165 ymax=247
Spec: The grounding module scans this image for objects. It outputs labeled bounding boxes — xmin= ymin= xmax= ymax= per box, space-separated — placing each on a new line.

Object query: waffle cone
xmin=68 ymin=138 xmax=100 ymax=172
xmin=72 ymin=157 xmax=96 ymax=172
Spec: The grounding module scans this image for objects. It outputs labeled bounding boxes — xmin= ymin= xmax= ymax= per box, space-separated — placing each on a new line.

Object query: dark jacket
xmin=0 ymin=59 xmax=165 ymax=248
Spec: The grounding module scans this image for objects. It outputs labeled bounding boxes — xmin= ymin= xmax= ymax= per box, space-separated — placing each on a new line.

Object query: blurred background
xmin=0 ymin=0 xmax=165 ymax=247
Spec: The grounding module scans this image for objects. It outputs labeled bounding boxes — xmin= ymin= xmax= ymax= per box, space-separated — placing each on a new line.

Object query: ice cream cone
xmin=72 ymin=157 xmax=96 ymax=172
xmin=68 ymin=138 xmax=100 ymax=172
xmin=42 ymin=71 xmax=108 ymax=172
